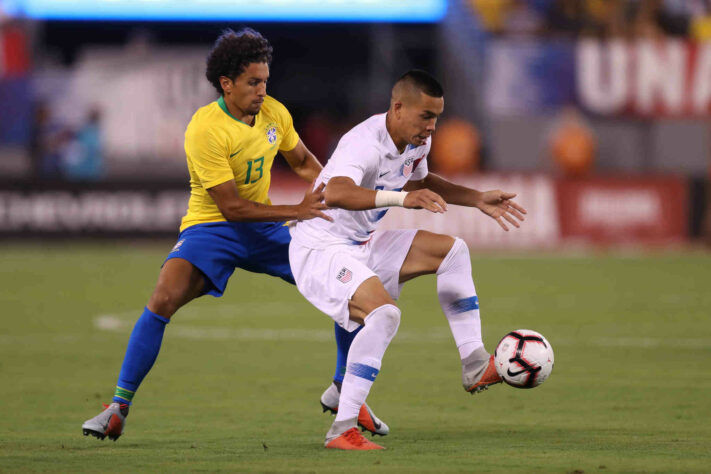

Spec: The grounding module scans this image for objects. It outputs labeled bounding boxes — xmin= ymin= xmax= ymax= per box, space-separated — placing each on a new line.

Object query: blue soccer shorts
xmin=165 ymin=221 xmax=294 ymax=297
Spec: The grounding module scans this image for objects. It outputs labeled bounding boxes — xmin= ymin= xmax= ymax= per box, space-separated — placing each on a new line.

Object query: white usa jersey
xmin=291 ymin=113 xmax=429 ymax=248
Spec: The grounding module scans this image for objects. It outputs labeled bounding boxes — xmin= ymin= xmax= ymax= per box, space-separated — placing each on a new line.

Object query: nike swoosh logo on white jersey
xmin=378 ymin=171 xmax=390 ymax=177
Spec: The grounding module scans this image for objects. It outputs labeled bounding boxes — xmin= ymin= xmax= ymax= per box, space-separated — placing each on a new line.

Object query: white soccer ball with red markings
xmin=494 ymin=329 xmax=554 ymax=389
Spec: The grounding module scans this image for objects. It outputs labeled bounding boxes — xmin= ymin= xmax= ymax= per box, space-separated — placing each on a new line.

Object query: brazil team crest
xmin=170 ymin=239 xmax=184 ymax=253
xmin=265 ymin=123 xmax=278 ymax=144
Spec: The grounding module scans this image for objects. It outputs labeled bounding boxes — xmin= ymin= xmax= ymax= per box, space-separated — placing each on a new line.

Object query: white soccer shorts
xmin=289 ymin=229 xmax=417 ymax=332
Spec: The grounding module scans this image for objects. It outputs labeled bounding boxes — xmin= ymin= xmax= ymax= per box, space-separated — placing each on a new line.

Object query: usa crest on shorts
xmin=336 ymin=267 xmax=352 ymax=283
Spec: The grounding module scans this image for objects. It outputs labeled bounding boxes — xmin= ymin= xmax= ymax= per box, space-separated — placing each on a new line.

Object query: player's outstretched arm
xmin=405 ymin=173 xmax=526 ymax=231
xmin=280 ymin=139 xmax=323 ymax=183
xmin=208 ymin=180 xmax=332 ymax=222
xmin=325 ymin=176 xmax=446 ymax=213
xmin=324 ymin=177 xmax=378 ymax=210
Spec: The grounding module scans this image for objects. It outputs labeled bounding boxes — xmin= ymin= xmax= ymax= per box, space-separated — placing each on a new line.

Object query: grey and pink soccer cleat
xmin=82 ymin=402 xmax=129 ymax=441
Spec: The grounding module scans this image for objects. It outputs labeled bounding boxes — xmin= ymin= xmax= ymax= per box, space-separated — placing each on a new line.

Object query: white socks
xmin=330 ymin=238 xmax=480 ymax=431
xmin=436 ymin=238 xmax=484 ymax=359
xmin=334 ymin=304 xmax=401 ymax=424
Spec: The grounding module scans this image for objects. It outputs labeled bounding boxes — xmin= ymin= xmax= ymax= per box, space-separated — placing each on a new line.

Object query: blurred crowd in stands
xmin=2 ymin=1 xmax=711 ymax=183
xmin=1 ymin=20 xmax=104 ymax=181
xmin=469 ymin=0 xmax=711 ymax=39
xmin=29 ymin=103 xmax=104 ymax=181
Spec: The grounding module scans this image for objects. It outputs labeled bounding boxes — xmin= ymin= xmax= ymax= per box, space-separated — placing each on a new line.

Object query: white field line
xmin=93 ymin=313 xmax=710 ymax=349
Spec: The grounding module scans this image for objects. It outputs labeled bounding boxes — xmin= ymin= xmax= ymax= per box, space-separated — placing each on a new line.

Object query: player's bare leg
xmin=82 ymin=258 xmax=205 ymax=441
xmin=148 ymin=258 xmax=206 ymax=318
xmin=324 ymin=276 xmax=397 ymax=450
xmin=398 ymin=230 xmax=455 ymax=284
xmin=399 ymin=231 xmax=501 ymax=395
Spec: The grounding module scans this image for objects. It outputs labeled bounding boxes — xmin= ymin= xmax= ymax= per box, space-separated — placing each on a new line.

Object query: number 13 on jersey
xmin=244 ymin=157 xmax=264 ymax=184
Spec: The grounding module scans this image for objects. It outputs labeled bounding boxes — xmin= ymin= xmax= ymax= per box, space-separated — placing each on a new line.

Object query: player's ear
xmin=391 ymin=101 xmax=403 ymax=119
xmin=219 ymin=76 xmax=233 ymax=95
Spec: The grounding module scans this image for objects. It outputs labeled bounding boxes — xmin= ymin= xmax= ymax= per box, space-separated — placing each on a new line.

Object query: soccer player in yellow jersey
xmin=82 ymin=28 xmax=387 ymax=441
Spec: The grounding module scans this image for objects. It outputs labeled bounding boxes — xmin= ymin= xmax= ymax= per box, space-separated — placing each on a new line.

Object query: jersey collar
xmin=217 ymin=96 xmax=253 ymax=126
xmin=379 ymin=113 xmax=405 ymax=159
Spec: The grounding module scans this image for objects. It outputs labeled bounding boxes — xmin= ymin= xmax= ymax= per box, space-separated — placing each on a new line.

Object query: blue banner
xmin=485 ymin=40 xmax=576 ymax=115
xmin=2 ymin=0 xmax=446 ymax=22
xmin=0 ymin=78 xmax=31 ymax=145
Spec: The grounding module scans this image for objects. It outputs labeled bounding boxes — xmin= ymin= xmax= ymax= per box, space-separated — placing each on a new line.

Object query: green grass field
xmin=1 ymin=244 xmax=710 ymax=473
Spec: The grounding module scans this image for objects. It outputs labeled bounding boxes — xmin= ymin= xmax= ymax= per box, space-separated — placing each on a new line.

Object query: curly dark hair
xmin=205 ymin=28 xmax=273 ymax=96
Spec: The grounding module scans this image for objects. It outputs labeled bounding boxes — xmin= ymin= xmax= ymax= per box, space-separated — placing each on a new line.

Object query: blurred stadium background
xmin=1 ymin=1 xmax=710 ymax=472
xmin=1 ymin=0 xmax=710 ymax=245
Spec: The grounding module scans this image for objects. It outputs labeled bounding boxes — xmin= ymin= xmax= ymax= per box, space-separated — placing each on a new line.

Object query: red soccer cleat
xmin=320 ymin=383 xmax=389 ymax=436
xmin=465 ymin=355 xmax=502 ymax=394
xmin=325 ymin=427 xmax=385 ymax=450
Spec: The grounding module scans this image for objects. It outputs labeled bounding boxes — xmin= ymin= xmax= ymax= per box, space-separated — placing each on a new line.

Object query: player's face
xmin=222 ymin=62 xmax=269 ymax=117
xmin=399 ymin=92 xmax=444 ymax=147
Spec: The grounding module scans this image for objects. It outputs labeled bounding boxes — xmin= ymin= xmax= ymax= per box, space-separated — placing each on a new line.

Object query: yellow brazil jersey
xmin=180 ymin=95 xmax=300 ymax=232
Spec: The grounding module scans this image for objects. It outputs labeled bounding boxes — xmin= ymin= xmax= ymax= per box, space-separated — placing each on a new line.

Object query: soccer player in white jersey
xmin=289 ymin=70 xmax=527 ymax=450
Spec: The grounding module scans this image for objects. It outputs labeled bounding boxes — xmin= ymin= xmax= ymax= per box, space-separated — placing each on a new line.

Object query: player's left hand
xmin=297 ymin=182 xmax=333 ymax=222
xmin=475 ymin=190 xmax=527 ymax=231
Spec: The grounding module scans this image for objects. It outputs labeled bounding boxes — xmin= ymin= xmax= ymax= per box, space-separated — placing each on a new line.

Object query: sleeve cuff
xmin=278 ymin=133 xmax=300 ymax=152
xmin=202 ymin=175 xmax=235 ymax=190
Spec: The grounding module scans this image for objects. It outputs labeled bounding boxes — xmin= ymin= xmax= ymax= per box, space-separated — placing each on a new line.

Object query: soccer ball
xmin=494 ymin=329 xmax=554 ymax=389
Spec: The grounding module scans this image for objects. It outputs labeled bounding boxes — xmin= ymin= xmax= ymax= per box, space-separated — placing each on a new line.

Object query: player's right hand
xmin=297 ymin=182 xmax=333 ymax=221
xmin=403 ymin=189 xmax=447 ymax=213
